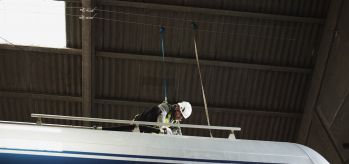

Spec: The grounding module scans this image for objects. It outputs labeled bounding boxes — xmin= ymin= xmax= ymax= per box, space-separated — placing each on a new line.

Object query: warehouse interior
xmin=0 ymin=0 xmax=348 ymax=163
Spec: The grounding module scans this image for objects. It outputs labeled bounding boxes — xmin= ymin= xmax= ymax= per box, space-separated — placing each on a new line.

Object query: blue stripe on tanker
xmin=0 ymin=148 xmax=277 ymax=164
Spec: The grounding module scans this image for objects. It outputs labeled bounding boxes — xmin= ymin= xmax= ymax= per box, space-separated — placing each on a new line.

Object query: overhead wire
xmin=1 ymin=5 xmax=313 ymax=53
xmin=94 ymin=17 xmax=160 ymax=28
xmin=0 ymin=6 xmax=314 ymax=58
xmin=0 ymin=4 xmax=80 ymax=47
xmin=0 ymin=35 xmax=33 ymax=53
xmin=93 ymin=15 xmax=297 ymax=41
xmin=92 ymin=7 xmax=297 ymax=41
xmin=0 ymin=14 xmax=297 ymax=42
xmin=94 ymin=8 xmax=297 ymax=31
xmin=0 ymin=1 xmax=82 ymax=17
xmin=0 ymin=4 xmax=298 ymax=41
xmin=0 ymin=36 xmax=16 ymax=46
xmin=0 ymin=0 xmax=82 ymax=9
xmin=0 ymin=10 xmax=81 ymax=19
xmin=0 ymin=10 xmax=80 ymax=17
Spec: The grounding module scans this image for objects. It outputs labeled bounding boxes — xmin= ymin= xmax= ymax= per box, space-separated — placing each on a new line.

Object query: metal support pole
xmin=81 ymin=0 xmax=95 ymax=126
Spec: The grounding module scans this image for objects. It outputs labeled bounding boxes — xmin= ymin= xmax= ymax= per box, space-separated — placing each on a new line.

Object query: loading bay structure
xmin=0 ymin=0 xmax=348 ymax=163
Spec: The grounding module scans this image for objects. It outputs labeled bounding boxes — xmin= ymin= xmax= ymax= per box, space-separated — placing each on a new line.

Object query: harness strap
xmin=160 ymin=26 xmax=168 ymax=103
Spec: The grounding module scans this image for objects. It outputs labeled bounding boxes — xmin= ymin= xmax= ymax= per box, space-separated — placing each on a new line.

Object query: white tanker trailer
xmin=0 ymin=114 xmax=329 ymax=164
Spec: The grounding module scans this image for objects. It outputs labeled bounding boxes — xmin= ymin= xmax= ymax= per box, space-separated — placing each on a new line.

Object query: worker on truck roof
xmin=101 ymin=101 xmax=192 ymax=135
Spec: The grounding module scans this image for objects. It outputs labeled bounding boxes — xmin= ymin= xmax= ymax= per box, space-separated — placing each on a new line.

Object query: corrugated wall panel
xmin=0 ymin=48 xmax=83 ymax=125
xmin=33 ymin=99 xmax=83 ymax=125
xmin=0 ymin=95 xmax=82 ymax=125
xmin=0 ymin=96 xmax=31 ymax=122
xmin=95 ymin=57 xmax=309 ymax=113
xmin=66 ymin=1 xmax=82 ymax=48
xmin=31 ymin=53 xmax=82 ymax=96
xmin=0 ymin=50 xmax=30 ymax=92
xmin=94 ymin=5 xmax=323 ymax=67
xmin=117 ymin=0 xmax=330 ymax=18
xmin=92 ymin=103 xmax=144 ymax=127
xmin=95 ymin=57 xmax=144 ymax=100
xmin=0 ymin=49 xmax=82 ymax=96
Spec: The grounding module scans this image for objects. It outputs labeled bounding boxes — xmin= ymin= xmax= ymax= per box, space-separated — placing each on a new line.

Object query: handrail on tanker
xmin=31 ymin=113 xmax=241 ymax=139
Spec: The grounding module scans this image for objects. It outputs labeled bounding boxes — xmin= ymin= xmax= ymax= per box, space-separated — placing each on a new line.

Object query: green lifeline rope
xmin=160 ymin=26 xmax=168 ymax=103
xmin=192 ymin=22 xmax=213 ymax=138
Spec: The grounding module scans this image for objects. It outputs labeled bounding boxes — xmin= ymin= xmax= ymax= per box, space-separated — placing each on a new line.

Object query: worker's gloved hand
xmin=160 ymin=126 xmax=172 ymax=135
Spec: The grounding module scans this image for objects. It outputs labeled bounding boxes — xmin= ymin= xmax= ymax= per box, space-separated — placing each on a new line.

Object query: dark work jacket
xmin=103 ymin=103 xmax=181 ymax=134
xmin=135 ymin=105 xmax=166 ymax=122
xmin=134 ymin=103 xmax=173 ymax=133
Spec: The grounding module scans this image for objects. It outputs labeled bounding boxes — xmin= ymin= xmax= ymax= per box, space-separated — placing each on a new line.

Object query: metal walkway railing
xmin=30 ymin=113 xmax=241 ymax=139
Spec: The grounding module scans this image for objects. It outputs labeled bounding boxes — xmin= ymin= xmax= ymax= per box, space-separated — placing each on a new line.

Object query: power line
xmin=94 ymin=17 xmax=160 ymax=28
xmin=0 ymin=6 xmax=299 ymax=41
xmin=0 ymin=36 xmax=16 ymax=46
xmin=0 ymin=3 xmax=298 ymax=40
xmin=65 ymin=6 xmax=82 ymax=9
xmin=93 ymin=16 xmax=296 ymax=41
xmin=0 ymin=10 xmax=297 ymax=41
xmin=0 ymin=35 xmax=32 ymax=51
xmin=0 ymin=1 xmax=81 ymax=9
xmin=94 ymin=8 xmax=297 ymax=31
xmin=0 ymin=10 xmax=81 ymax=18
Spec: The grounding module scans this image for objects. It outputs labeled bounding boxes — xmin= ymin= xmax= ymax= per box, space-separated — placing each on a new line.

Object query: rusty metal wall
xmin=94 ymin=5 xmax=323 ymax=68
xmin=66 ymin=1 xmax=82 ymax=48
xmin=117 ymin=0 xmax=329 ymax=18
xmin=0 ymin=95 xmax=82 ymax=126
xmin=0 ymin=47 xmax=82 ymax=124
xmin=95 ymin=56 xmax=309 ymax=113
xmin=0 ymin=49 xmax=81 ymax=96
xmin=0 ymin=96 xmax=31 ymax=122
xmin=0 ymin=50 xmax=30 ymax=92
xmin=33 ymin=99 xmax=82 ymax=125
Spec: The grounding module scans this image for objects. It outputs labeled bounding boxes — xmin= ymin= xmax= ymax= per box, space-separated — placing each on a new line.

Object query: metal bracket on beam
xmin=229 ymin=130 xmax=237 ymax=140
xmin=36 ymin=117 xmax=42 ymax=126
xmin=79 ymin=7 xmax=97 ymax=20
xmin=79 ymin=13 xmax=97 ymax=20
xmin=80 ymin=7 xmax=96 ymax=13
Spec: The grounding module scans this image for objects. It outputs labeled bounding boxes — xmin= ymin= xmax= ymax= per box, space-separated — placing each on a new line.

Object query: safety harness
xmin=160 ymin=26 xmax=168 ymax=103
xmin=158 ymin=24 xmax=212 ymax=137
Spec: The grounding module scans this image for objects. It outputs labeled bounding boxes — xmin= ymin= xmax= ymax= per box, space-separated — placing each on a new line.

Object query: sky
xmin=0 ymin=0 xmax=66 ymax=48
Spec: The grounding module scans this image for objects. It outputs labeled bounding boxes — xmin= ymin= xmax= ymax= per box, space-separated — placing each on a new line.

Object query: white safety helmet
xmin=177 ymin=101 xmax=192 ymax=119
